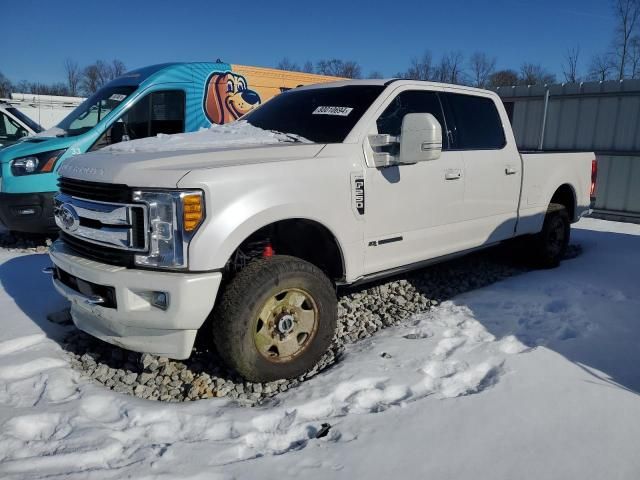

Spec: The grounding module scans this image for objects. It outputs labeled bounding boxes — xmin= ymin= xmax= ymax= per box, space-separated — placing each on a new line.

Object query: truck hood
xmin=57 ymin=143 xmax=326 ymax=187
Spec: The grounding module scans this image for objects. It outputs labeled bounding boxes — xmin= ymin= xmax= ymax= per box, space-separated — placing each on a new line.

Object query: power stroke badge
xmin=351 ymin=173 xmax=365 ymax=216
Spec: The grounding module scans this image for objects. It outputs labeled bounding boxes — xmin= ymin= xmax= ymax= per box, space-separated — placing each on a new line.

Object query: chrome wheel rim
xmin=254 ymin=288 xmax=319 ymax=362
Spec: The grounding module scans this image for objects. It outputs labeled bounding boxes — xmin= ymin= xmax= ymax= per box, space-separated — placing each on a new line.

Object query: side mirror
xmin=399 ymin=113 xmax=442 ymax=164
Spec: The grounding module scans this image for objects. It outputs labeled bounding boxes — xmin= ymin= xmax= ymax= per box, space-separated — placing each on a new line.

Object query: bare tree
xmin=588 ymin=53 xmax=615 ymax=81
xmin=10 ymin=81 xmax=69 ymax=96
xmin=315 ymin=59 xmax=361 ymax=78
xmin=629 ymin=36 xmax=640 ymax=77
xmin=14 ymin=80 xmax=30 ymax=93
xmin=562 ymin=46 xmax=581 ymax=83
xmin=81 ymin=64 xmax=102 ymax=94
xmin=400 ymin=51 xmax=434 ymax=80
xmin=301 ymin=61 xmax=314 ymax=73
xmin=435 ymin=51 xmax=466 ymax=84
xmin=95 ymin=60 xmax=112 ymax=86
xmin=488 ymin=69 xmax=519 ymax=87
xmin=276 ymin=58 xmax=301 ymax=72
xmin=519 ymin=63 xmax=556 ymax=85
xmin=0 ymin=72 xmax=12 ymax=98
xmin=468 ymin=51 xmax=496 ymax=88
xmin=111 ymin=59 xmax=126 ymax=78
xmin=63 ymin=58 xmax=81 ymax=96
xmin=80 ymin=59 xmax=126 ymax=94
xmin=611 ymin=0 xmax=640 ymax=79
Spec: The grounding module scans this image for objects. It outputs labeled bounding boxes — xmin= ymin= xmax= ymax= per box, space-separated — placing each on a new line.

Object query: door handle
xmin=505 ymin=166 xmax=518 ymax=175
xmin=445 ymin=169 xmax=462 ymax=180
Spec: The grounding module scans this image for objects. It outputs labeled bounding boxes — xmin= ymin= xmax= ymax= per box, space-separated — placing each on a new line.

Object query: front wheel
xmin=531 ymin=203 xmax=570 ymax=268
xmin=213 ymin=255 xmax=337 ymax=382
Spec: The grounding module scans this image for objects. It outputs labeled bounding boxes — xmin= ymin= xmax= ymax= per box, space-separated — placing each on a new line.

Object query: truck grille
xmin=55 ymin=177 xmax=148 ymax=267
xmin=59 ymin=177 xmax=132 ymax=203
xmin=59 ymin=232 xmax=134 ymax=267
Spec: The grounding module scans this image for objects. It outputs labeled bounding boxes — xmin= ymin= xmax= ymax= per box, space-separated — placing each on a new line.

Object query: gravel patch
xmin=0 ymin=229 xmax=53 ymax=253
xmin=61 ymin=244 xmax=584 ymax=406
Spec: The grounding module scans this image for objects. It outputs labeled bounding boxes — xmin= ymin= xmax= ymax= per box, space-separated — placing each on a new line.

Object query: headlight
xmin=132 ymin=189 xmax=205 ymax=269
xmin=10 ymin=149 xmax=67 ymax=176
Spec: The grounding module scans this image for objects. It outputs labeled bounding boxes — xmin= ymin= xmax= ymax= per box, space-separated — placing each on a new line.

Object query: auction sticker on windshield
xmin=312 ymin=106 xmax=354 ymax=116
xmin=109 ymin=94 xmax=127 ymax=102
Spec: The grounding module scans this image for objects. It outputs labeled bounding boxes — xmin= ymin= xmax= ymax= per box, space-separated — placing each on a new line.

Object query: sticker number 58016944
xmin=312 ymin=106 xmax=354 ymax=116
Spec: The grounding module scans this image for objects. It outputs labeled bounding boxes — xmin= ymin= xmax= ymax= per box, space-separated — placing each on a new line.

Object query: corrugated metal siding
xmin=495 ymin=79 xmax=640 ymax=217
xmin=594 ymin=155 xmax=640 ymax=214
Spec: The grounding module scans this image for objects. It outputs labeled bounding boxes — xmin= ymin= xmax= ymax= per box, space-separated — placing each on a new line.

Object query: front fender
xmin=184 ymin=166 xmax=362 ymax=278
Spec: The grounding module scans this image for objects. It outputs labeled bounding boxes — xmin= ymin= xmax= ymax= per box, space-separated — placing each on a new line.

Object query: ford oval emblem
xmin=58 ymin=204 xmax=80 ymax=232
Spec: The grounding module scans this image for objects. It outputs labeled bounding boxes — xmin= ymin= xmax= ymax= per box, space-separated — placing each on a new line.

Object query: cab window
xmin=91 ymin=90 xmax=185 ymax=150
xmin=376 ymin=90 xmax=448 ymax=149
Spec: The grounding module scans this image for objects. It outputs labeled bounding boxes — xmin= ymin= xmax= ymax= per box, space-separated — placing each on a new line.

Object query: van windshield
xmin=56 ymin=86 xmax=137 ymax=137
xmin=243 ymin=85 xmax=384 ymax=143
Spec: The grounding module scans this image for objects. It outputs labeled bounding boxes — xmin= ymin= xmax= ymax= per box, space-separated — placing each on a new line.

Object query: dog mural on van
xmin=203 ymin=71 xmax=261 ymax=124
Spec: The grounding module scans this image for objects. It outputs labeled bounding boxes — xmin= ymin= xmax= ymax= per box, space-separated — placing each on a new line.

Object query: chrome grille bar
xmin=54 ymin=193 xmax=148 ymax=252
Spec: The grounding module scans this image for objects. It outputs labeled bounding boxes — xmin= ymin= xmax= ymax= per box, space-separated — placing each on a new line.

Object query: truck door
xmin=440 ymin=92 xmax=520 ymax=245
xmin=362 ymin=88 xmax=466 ymax=275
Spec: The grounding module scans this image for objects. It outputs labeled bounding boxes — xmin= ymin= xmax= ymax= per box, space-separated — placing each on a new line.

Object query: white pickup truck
xmin=48 ymin=79 xmax=595 ymax=382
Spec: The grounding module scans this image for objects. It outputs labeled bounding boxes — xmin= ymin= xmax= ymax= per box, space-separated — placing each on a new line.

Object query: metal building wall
xmin=495 ymin=80 xmax=640 ymax=219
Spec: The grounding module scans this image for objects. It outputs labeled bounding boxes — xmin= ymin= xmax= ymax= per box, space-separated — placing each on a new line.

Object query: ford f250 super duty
xmin=46 ymin=79 xmax=596 ymax=382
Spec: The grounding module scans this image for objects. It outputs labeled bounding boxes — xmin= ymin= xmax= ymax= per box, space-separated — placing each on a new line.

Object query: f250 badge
xmin=351 ymin=174 xmax=365 ymax=216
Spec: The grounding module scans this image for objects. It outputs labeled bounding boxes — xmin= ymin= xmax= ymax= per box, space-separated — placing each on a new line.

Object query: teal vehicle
xmin=0 ymin=61 xmax=263 ymax=233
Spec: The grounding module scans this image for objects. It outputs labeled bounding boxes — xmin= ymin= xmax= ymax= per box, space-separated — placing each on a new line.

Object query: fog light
xmin=151 ymin=291 xmax=169 ymax=310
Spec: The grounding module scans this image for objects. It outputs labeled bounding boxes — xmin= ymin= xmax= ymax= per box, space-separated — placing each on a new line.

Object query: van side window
xmin=150 ymin=91 xmax=185 ymax=136
xmin=441 ymin=93 xmax=506 ymax=150
xmin=91 ymin=90 xmax=185 ymax=151
xmin=376 ymin=90 xmax=448 ymax=149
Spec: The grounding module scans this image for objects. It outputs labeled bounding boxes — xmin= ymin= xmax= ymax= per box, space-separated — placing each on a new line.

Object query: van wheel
xmin=532 ymin=203 xmax=570 ymax=268
xmin=213 ymin=255 xmax=337 ymax=382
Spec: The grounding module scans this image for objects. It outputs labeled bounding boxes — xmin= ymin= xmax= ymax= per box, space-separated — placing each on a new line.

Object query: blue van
xmin=0 ymin=62 xmax=263 ymax=233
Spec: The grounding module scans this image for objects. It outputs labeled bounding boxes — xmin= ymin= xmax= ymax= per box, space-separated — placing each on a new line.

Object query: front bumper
xmin=49 ymin=240 xmax=222 ymax=359
xmin=0 ymin=191 xmax=57 ymax=233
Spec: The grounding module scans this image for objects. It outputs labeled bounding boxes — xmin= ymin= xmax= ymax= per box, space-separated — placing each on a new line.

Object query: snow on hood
xmin=104 ymin=121 xmax=311 ymax=154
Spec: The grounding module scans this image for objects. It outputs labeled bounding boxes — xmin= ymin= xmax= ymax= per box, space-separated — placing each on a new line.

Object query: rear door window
xmin=441 ymin=93 xmax=506 ymax=150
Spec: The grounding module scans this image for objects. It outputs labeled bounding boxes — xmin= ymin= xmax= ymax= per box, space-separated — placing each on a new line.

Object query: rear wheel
xmin=531 ymin=203 xmax=570 ymax=268
xmin=213 ymin=255 xmax=337 ymax=382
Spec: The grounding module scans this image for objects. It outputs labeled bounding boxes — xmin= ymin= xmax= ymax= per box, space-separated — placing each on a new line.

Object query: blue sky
xmin=3 ymin=0 xmax=614 ymax=84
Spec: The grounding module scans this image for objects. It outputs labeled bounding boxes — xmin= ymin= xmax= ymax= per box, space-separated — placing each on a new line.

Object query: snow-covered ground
xmin=0 ymin=218 xmax=639 ymax=479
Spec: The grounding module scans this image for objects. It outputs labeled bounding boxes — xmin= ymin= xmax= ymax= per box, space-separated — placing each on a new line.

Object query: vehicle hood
xmin=0 ymin=136 xmax=73 ymax=163
xmin=57 ymin=143 xmax=326 ymax=187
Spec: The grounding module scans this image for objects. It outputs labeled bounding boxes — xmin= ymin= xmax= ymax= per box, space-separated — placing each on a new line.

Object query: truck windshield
xmin=243 ymin=85 xmax=384 ymax=143
xmin=57 ymin=86 xmax=137 ymax=137
xmin=6 ymin=107 xmax=43 ymax=133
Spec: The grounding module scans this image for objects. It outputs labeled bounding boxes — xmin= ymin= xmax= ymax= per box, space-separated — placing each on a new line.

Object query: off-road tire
xmin=213 ymin=255 xmax=337 ymax=382
xmin=531 ymin=203 xmax=570 ymax=268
